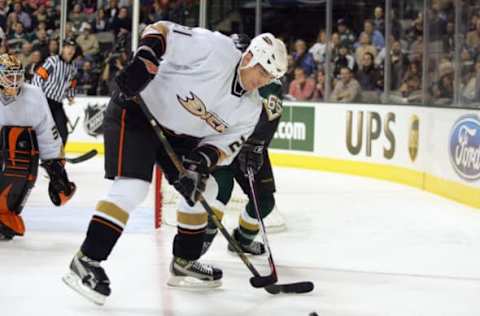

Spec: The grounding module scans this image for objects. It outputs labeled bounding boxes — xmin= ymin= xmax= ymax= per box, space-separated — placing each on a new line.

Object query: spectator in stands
xmin=402 ymin=61 xmax=422 ymax=84
xmin=312 ymin=68 xmax=326 ymax=101
xmin=288 ymin=66 xmax=316 ymax=101
xmin=409 ymin=34 xmax=424 ymax=63
xmin=328 ymin=32 xmax=341 ymax=61
xmin=395 ymin=75 xmax=422 ymax=103
xmin=337 ymin=18 xmax=355 ymax=51
xmin=467 ymin=19 xmax=480 ymax=54
xmin=330 ymin=67 xmax=360 ymax=102
xmin=77 ymin=60 xmax=98 ymax=95
xmin=69 ymin=3 xmax=88 ymax=31
xmin=373 ymin=6 xmax=385 ymax=33
xmin=432 ymin=61 xmax=454 ymax=104
xmin=429 ymin=0 xmax=448 ymax=42
xmin=362 ymin=20 xmax=384 ymax=50
xmin=106 ymin=0 xmax=120 ymax=24
xmin=18 ymin=41 xmax=32 ymax=66
xmin=333 ymin=44 xmax=355 ymax=78
xmin=7 ymin=21 xmax=26 ymax=53
xmin=443 ymin=21 xmax=455 ymax=54
xmin=95 ymin=8 xmax=109 ymax=32
xmin=292 ymin=39 xmax=316 ymax=76
xmin=48 ymin=38 xmax=58 ymax=56
xmin=111 ymin=6 xmax=131 ymax=37
xmin=463 ymin=56 xmax=480 ymax=103
xmin=32 ymin=27 xmax=49 ymax=58
xmin=99 ymin=48 xmax=128 ymax=94
xmin=356 ymin=52 xmax=382 ymax=102
xmin=389 ymin=40 xmax=409 ymax=90
xmin=32 ymin=4 xmax=48 ymax=30
xmin=355 ymin=32 xmax=377 ymax=70
xmin=76 ymin=22 xmax=99 ymax=59
xmin=406 ymin=12 xmax=423 ymax=45
xmin=309 ymin=29 xmax=326 ymax=68
xmin=8 ymin=2 xmax=32 ymax=32
xmin=24 ymin=49 xmax=42 ymax=83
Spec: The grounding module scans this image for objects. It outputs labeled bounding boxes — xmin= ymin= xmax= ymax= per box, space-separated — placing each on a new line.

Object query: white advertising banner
xmin=66 ymin=97 xmax=480 ymax=204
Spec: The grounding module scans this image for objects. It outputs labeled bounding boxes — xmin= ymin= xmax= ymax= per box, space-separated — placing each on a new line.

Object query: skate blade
xmin=62 ymin=271 xmax=107 ymax=305
xmin=167 ymin=275 xmax=222 ymax=289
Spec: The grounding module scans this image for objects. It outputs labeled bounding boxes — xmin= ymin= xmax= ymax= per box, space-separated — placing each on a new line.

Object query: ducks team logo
xmin=449 ymin=114 xmax=480 ymax=181
xmin=177 ymin=92 xmax=228 ymax=133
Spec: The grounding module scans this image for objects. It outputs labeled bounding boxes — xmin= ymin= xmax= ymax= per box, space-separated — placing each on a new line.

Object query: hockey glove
xmin=41 ymin=159 xmax=76 ymax=206
xmin=173 ymin=146 xmax=219 ymax=207
xmin=237 ymin=139 xmax=265 ymax=176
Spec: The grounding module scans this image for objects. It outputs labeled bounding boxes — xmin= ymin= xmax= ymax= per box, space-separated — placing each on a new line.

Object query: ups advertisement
xmin=345 ymin=110 xmax=420 ymax=163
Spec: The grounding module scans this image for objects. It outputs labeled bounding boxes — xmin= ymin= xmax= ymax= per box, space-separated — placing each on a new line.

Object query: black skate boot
xmin=228 ymin=228 xmax=266 ymax=255
xmin=0 ymin=223 xmax=15 ymax=241
xmin=62 ymin=252 xmax=111 ymax=305
xmin=167 ymin=256 xmax=223 ymax=288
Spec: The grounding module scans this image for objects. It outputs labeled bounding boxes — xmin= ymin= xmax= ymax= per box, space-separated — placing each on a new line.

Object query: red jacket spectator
xmin=288 ymin=67 xmax=315 ymax=101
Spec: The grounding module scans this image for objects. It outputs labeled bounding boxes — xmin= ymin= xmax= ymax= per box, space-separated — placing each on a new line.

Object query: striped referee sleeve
xmin=32 ymin=56 xmax=78 ymax=103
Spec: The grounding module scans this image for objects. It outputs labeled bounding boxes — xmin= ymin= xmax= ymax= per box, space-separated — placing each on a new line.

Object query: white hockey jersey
xmin=0 ymin=83 xmax=63 ymax=160
xmin=140 ymin=22 xmax=262 ymax=165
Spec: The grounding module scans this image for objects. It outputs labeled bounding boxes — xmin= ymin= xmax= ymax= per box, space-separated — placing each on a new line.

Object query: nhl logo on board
xmin=83 ymin=103 xmax=107 ymax=137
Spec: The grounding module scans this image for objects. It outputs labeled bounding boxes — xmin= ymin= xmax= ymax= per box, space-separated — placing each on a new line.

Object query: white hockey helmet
xmin=242 ymin=33 xmax=288 ymax=80
xmin=0 ymin=54 xmax=24 ymax=97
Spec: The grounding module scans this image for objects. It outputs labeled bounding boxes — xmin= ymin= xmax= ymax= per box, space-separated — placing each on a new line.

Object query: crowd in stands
xmin=283 ymin=0 xmax=480 ymax=106
xmin=2 ymin=0 xmax=479 ymax=106
xmin=0 ymin=0 xmax=195 ymax=96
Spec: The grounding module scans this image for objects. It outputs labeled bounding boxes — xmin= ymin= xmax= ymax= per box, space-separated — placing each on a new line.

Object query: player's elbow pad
xmin=115 ymin=49 xmax=160 ymax=98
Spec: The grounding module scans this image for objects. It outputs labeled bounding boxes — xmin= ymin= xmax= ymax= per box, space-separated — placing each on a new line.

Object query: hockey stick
xmin=246 ymin=167 xmax=314 ymax=294
xmin=136 ymin=97 xmax=276 ymax=289
xmin=65 ymin=149 xmax=98 ymax=164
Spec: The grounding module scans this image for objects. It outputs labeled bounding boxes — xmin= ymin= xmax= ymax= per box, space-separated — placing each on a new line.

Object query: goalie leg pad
xmin=0 ymin=126 xmax=39 ymax=237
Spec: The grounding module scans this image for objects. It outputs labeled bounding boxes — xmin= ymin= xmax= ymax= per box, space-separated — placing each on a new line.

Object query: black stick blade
xmin=66 ymin=149 xmax=98 ymax=164
xmin=249 ymin=274 xmax=277 ymax=288
xmin=265 ymin=281 xmax=314 ymax=294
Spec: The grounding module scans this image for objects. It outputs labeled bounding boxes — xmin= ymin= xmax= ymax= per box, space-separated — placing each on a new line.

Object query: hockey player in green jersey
xmin=201 ymin=34 xmax=284 ymax=256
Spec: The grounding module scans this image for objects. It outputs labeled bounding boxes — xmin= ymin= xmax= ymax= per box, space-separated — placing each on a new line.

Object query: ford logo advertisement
xmin=449 ymin=115 xmax=480 ymax=181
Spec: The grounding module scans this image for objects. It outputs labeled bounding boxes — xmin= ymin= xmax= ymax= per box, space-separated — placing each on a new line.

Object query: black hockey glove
xmin=237 ymin=139 xmax=265 ymax=176
xmin=41 ymin=159 xmax=76 ymax=206
xmin=173 ymin=146 xmax=220 ymax=207
xmin=115 ymin=50 xmax=159 ymax=98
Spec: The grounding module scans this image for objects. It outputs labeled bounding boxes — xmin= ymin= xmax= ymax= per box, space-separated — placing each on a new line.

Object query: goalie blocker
xmin=0 ymin=126 xmax=76 ymax=240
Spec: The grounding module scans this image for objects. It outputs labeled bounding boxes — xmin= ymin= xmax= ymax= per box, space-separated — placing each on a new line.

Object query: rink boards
xmin=64 ymin=97 xmax=480 ymax=208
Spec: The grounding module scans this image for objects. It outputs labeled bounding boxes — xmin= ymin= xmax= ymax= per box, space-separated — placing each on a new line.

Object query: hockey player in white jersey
xmin=0 ymin=54 xmax=76 ymax=240
xmin=63 ymin=21 xmax=287 ymax=305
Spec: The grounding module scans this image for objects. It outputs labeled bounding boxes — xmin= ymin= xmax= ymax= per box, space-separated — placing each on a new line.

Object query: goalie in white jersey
xmin=63 ymin=21 xmax=287 ymax=305
xmin=0 ymin=54 xmax=76 ymax=240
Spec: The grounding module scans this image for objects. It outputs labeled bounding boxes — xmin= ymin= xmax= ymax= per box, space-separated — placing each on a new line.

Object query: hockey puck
xmin=309 ymin=313 xmax=319 ymax=316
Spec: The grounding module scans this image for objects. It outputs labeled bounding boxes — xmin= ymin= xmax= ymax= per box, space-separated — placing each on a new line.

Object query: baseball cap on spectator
xmin=438 ymin=61 xmax=454 ymax=78
xmin=337 ymin=18 xmax=347 ymax=26
xmin=80 ymin=22 xmax=92 ymax=33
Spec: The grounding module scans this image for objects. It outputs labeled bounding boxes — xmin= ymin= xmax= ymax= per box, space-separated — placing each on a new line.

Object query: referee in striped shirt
xmin=32 ymin=38 xmax=78 ymax=145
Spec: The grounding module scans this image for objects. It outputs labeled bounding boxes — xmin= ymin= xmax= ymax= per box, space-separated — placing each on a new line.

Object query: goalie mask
xmin=241 ymin=33 xmax=287 ymax=80
xmin=0 ymin=54 xmax=24 ymax=101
